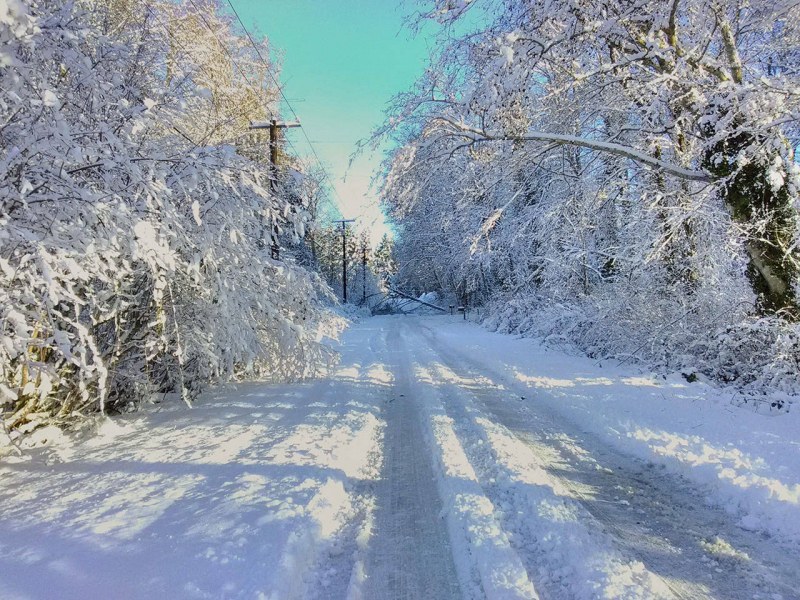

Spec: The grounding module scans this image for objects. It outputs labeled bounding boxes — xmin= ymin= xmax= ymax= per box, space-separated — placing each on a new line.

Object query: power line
xmin=183 ymin=0 xmax=266 ymax=101
xmin=146 ymin=4 xmax=292 ymax=163
xmin=158 ymin=0 xmax=344 ymax=223
xmin=223 ymin=0 xmax=347 ymax=213
xmin=180 ymin=0 xmax=307 ymax=161
xmin=148 ymin=3 xmax=283 ymax=151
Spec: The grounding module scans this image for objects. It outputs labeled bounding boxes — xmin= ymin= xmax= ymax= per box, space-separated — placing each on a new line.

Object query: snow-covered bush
xmin=0 ymin=0 xmax=338 ymax=432
xmin=379 ymin=0 xmax=800 ymax=400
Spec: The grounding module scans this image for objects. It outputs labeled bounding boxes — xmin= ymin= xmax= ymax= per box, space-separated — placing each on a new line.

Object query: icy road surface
xmin=1 ymin=315 xmax=799 ymax=599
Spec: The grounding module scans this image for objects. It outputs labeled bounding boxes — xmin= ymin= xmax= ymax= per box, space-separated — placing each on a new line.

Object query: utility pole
xmin=361 ymin=239 xmax=368 ymax=305
xmin=249 ymin=119 xmax=301 ymax=258
xmin=249 ymin=118 xmax=301 ymax=190
xmin=332 ymin=219 xmax=355 ymax=303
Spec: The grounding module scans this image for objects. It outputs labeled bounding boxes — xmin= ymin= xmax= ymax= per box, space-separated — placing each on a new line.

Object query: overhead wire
xmin=146 ymin=1 xmax=296 ymax=164
xmin=182 ymin=0 xmax=312 ymax=162
xmin=176 ymin=0 xmax=351 ymax=223
xmin=223 ymin=0 xmax=348 ymax=220
xmin=157 ymin=0 xmax=346 ymax=223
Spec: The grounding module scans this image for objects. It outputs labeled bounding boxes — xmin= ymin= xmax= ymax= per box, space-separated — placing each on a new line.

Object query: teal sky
xmin=231 ymin=0 xmax=434 ymax=243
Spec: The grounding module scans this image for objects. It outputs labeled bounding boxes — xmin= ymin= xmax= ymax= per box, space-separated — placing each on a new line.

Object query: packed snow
xmin=1 ymin=315 xmax=798 ymax=599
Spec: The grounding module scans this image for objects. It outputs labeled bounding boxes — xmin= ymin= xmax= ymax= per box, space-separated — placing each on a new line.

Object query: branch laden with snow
xmin=378 ymin=0 xmax=800 ymax=397
xmin=0 ymin=0 xmax=339 ymax=432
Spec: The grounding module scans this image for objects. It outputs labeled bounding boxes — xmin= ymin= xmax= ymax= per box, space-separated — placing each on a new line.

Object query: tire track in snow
xmin=415 ymin=319 xmax=799 ymax=600
xmin=400 ymin=320 xmax=541 ymax=600
xmin=406 ymin=321 xmax=673 ymax=600
xmin=356 ymin=321 xmax=463 ymax=599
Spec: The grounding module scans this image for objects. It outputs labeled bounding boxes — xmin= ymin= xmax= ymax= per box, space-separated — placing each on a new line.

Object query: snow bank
xmin=431 ymin=316 xmax=800 ymax=546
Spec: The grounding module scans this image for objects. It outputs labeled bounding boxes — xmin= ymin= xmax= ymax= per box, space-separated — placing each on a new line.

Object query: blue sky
xmin=231 ymin=0 xmax=435 ymax=243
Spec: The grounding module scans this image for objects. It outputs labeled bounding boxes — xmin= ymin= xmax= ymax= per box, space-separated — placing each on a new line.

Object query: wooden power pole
xmin=249 ymin=118 xmax=301 ymax=258
xmin=249 ymin=118 xmax=301 ymax=190
xmin=332 ymin=219 xmax=355 ymax=303
xmin=362 ymin=239 xmax=368 ymax=305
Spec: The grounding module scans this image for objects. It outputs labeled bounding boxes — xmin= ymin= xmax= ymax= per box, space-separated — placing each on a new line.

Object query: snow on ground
xmin=1 ymin=314 xmax=799 ymax=600
xmin=0 ymin=326 xmax=388 ymax=600
xmin=410 ymin=318 xmax=799 ymax=599
xmin=409 ymin=349 xmax=540 ymax=599
xmin=430 ymin=316 xmax=800 ymax=545
xmin=413 ymin=360 xmax=673 ymax=600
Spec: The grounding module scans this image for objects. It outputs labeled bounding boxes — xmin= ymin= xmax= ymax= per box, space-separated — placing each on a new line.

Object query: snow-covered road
xmin=1 ymin=315 xmax=798 ymax=599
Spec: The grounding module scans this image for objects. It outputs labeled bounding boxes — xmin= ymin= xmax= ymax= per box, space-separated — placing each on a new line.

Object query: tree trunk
xmin=704 ymin=131 xmax=799 ymax=318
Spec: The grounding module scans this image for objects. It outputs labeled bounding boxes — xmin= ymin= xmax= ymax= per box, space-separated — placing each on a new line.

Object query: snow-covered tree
xmin=379 ymin=0 xmax=800 ymax=395
xmin=0 ymin=0 xmax=339 ymax=433
xmin=372 ymin=233 xmax=397 ymax=282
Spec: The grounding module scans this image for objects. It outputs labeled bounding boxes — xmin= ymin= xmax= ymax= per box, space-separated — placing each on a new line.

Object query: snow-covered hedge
xmin=1 ymin=0 xmax=339 ymax=432
xmin=484 ymin=294 xmax=799 ymax=405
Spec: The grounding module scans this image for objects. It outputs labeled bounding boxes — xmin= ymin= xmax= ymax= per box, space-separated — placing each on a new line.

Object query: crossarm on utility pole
xmin=249 ymin=119 xmax=302 ymax=190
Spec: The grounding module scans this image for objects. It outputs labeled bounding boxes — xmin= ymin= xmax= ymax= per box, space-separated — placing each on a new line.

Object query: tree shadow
xmin=0 ymin=366 xmax=392 ymax=600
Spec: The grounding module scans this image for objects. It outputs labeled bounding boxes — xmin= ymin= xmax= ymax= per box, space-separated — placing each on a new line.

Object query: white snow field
xmin=1 ymin=315 xmax=799 ymax=599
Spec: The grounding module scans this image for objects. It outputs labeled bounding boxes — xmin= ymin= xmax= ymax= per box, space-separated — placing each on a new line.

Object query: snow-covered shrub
xmin=379 ymin=0 xmax=800 ymax=402
xmin=0 ymin=0 xmax=337 ymax=432
xmin=689 ymin=319 xmax=800 ymax=398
